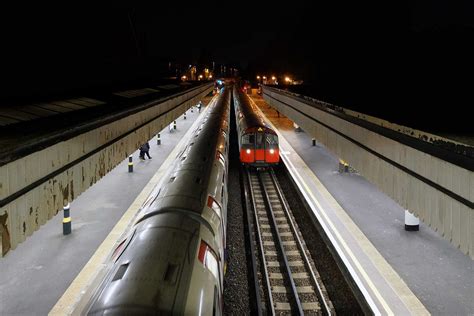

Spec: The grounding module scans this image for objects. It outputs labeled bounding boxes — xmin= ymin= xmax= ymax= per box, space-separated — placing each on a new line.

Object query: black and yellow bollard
xmin=157 ymin=133 xmax=161 ymax=145
xmin=191 ymin=106 xmax=193 ymax=113
xmin=63 ymin=203 xmax=71 ymax=235
xmin=184 ymin=111 xmax=186 ymax=120
xmin=128 ymin=155 xmax=133 ymax=172
xmin=173 ymin=120 xmax=177 ymax=130
xmin=312 ymin=138 xmax=316 ymax=146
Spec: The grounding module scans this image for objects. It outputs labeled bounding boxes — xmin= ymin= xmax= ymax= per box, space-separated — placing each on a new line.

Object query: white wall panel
xmin=264 ymin=87 xmax=473 ymax=258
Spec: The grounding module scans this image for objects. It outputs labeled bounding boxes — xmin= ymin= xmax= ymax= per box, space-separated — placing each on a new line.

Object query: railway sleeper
xmin=269 ymin=272 xmax=310 ymax=280
xmin=274 ymin=302 xmax=321 ymax=312
xmin=272 ymin=285 xmax=316 ymax=295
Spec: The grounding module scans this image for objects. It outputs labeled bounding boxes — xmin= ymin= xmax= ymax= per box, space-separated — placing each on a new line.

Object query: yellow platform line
xmin=49 ymin=96 xmax=217 ymax=315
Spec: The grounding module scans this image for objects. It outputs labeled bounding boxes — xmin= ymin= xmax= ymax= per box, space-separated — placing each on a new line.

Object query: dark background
xmin=1 ymin=2 xmax=472 ymax=133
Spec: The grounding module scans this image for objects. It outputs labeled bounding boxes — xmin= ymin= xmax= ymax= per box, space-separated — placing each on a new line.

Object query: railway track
xmin=245 ymin=167 xmax=335 ymax=315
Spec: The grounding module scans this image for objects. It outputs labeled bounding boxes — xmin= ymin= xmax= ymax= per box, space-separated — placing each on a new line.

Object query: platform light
xmin=209 ymin=74 xmax=213 ymax=79
xmin=262 ymin=76 xmax=267 ymax=80
xmin=256 ymin=75 xmax=260 ymax=80
xmin=272 ymin=76 xmax=276 ymax=80
xmin=181 ymin=75 xmax=187 ymax=81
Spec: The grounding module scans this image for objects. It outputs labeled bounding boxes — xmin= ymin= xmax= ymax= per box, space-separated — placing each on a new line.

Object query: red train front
xmin=233 ymin=85 xmax=279 ymax=167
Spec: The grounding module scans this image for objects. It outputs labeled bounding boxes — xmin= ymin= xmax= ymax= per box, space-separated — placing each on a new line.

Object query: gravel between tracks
xmin=223 ymin=97 xmax=251 ymax=315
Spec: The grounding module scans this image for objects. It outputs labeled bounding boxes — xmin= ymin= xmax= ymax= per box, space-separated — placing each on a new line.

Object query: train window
xmin=242 ymin=134 xmax=254 ymax=146
xmin=266 ymin=134 xmax=278 ymax=149
xmin=198 ymin=240 xmax=219 ymax=281
xmin=112 ymin=263 xmax=130 ymax=281
xmin=163 ymin=263 xmax=179 ymax=283
xmin=249 ymin=134 xmax=255 ymax=144
xmin=256 ymin=133 xmax=264 ymax=149
xmin=207 ymin=196 xmax=221 ymax=218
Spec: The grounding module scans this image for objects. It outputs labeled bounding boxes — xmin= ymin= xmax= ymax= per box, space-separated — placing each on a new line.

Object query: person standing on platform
xmin=139 ymin=142 xmax=152 ymax=160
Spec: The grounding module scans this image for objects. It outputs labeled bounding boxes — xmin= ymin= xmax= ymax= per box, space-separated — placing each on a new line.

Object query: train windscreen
xmin=265 ymin=133 xmax=278 ymax=149
xmin=242 ymin=133 xmax=255 ymax=149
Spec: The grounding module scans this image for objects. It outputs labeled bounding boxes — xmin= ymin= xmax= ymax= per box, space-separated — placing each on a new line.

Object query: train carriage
xmin=233 ymin=85 xmax=279 ymax=166
xmin=87 ymin=86 xmax=231 ymax=316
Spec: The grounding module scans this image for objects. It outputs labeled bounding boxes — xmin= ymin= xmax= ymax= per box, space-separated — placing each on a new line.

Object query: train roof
xmin=234 ymin=87 xmax=274 ymax=134
xmin=138 ymin=88 xmax=230 ymax=223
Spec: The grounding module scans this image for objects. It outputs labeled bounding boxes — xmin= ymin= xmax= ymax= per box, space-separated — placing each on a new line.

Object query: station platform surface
xmin=0 ymin=99 xmax=211 ymax=315
xmin=251 ymin=94 xmax=473 ymax=315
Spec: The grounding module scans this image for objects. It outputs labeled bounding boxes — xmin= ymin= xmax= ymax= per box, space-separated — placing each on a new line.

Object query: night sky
xmin=1 ymin=2 xmax=473 ymax=133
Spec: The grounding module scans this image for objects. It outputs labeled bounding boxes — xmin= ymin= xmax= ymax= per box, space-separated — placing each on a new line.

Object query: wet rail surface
xmin=244 ymin=167 xmax=335 ymax=315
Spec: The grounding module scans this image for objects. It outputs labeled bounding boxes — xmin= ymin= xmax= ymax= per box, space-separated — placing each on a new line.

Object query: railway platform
xmin=251 ymin=94 xmax=473 ymax=315
xmin=0 ymin=98 xmax=213 ymax=315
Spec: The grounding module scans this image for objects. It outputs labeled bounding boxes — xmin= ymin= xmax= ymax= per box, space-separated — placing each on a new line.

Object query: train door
xmin=255 ymin=130 xmax=265 ymax=162
xmin=265 ymin=132 xmax=279 ymax=163
xmin=241 ymin=133 xmax=256 ymax=163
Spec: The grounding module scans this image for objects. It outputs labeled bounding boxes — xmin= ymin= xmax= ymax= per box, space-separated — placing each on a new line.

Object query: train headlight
xmin=246 ymin=149 xmax=251 ymax=154
xmin=270 ymin=149 xmax=275 ymax=154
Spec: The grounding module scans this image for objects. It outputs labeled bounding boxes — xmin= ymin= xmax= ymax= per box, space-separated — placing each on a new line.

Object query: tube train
xmin=233 ymin=85 xmax=279 ymax=166
xmin=87 ymin=87 xmax=231 ymax=315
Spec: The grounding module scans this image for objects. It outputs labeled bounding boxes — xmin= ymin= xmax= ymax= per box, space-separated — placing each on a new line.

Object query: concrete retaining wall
xmin=0 ymin=84 xmax=213 ymax=256
xmin=263 ymin=86 xmax=473 ymax=259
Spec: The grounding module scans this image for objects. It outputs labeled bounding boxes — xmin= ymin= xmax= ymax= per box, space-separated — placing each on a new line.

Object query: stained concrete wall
xmin=0 ymin=84 xmax=213 ymax=256
xmin=263 ymin=86 xmax=474 ymax=259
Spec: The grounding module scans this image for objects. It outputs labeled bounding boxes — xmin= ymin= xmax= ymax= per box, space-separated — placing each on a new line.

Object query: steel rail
xmin=270 ymin=168 xmax=333 ymax=315
xmin=247 ymin=169 xmax=275 ymax=315
xmin=257 ymin=169 xmax=304 ymax=315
